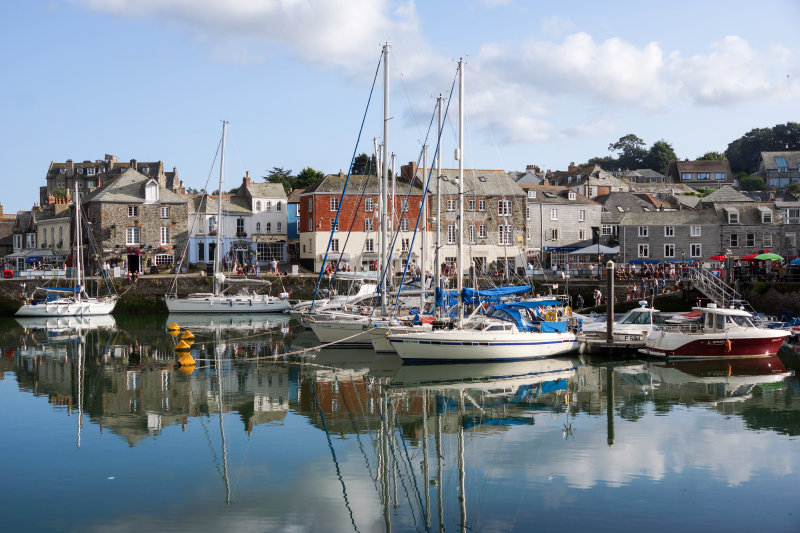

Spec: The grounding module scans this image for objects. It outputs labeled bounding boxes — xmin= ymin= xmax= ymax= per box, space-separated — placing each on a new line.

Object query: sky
xmin=2 ymin=0 xmax=800 ymax=214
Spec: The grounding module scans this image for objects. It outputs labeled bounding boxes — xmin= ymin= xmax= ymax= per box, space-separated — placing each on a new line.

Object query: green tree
xmin=644 ymin=139 xmax=677 ymax=174
xmin=786 ymin=182 xmax=800 ymax=196
xmin=608 ymin=134 xmax=647 ymax=170
xmin=583 ymin=155 xmax=616 ymax=168
xmin=294 ymin=167 xmax=325 ymax=190
xmin=739 ymin=175 xmax=766 ymax=191
xmin=725 ymin=122 xmax=800 ymax=174
xmin=351 ymin=153 xmax=376 ymax=175
xmin=698 ymin=151 xmax=727 ymax=160
xmin=263 ymin=166 xmax=294 ymax=193
xmin=52 ymin=187 xmax=67 ymax=200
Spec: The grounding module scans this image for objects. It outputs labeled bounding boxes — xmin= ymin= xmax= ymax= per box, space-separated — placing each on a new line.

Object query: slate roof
xmin=241 ymin=182 xmax=287 ymax=199
xmin=594 ymin=192 xmax=656 ymax=224
xmin=287 ymin=188 xmax=306 ymax=203
xmin=712 ymin=202 xmax=781 ymax=225
xmin=759 ymin=151 xmax=800 ymax=170
xmin=667 ymin=159 xmax=733 ymax=181
xmin=190 ymin=195 xmax=252 ymax=216
xmin=627 ymin=182 xmax=695 ymax=195
xmin=83 ymin=168 xmax=188 ymax=204
xmin=619 ymin=208 xmax=720 ymax=226
xmin=701 ymin=185 xmax=753 ymax=204
xmin=302 ymin=174 xmax=396 ymax=195
xmin=674 ymin=195 xmax=702 ymax=209
xmin=521 ymin=185 xmax=596 ymax=205
xmin=415 ymin=168 xmax=524 ymax=197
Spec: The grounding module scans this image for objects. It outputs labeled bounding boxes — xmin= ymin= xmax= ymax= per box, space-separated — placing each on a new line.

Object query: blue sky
xmin=2 ymin=0 xmax=799 ymax=213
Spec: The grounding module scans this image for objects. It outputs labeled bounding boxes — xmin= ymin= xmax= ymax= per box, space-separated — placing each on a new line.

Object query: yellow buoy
xmin=178 ymin=364 xmax=195 ymax=376
xmin=175 ymin=340 xmax=192 ymax=351
xmin=167 ymin=322 xmax=180 ymax=331
xmin=181 ymin=330 xmax=195 ymax=340
xmin=178 ymin=353 xmax=196 ymax=366
xmin=168 ymin=329 xmax=180 ymax=337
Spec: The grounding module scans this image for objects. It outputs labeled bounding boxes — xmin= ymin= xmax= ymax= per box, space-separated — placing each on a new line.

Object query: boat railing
xmin=652 ymin=322 xmax=703 ymax=333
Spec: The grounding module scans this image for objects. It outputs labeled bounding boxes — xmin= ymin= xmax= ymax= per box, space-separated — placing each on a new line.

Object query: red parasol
xmin=709 ymin=255 xmax=727 ymax=261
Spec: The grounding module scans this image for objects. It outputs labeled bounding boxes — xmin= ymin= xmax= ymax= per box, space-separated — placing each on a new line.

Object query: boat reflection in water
xmin=648 ymin=354 xmax=792 ymax=402
xmin=166 ymin=312 xmax=290 ymax=333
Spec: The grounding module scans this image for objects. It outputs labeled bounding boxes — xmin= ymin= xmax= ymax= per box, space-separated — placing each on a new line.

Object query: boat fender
xmin=564 ymin=306 xmax=572 ymax=317
xmin=725 ymin=339 xmax=732 ymax=352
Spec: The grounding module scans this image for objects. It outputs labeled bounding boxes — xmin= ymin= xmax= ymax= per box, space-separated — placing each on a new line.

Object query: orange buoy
xmin=167 ymin=322 xmax=180 ymax=331
xmin=175 ymin=340 xmax=192 ymax=351
xmin=178 ymin=353 xmax=196 ymax=366
xmin=181 ymin=330 xmax=195 ymax=340
xmin=178 ymin=364 xmax=195 ymax=376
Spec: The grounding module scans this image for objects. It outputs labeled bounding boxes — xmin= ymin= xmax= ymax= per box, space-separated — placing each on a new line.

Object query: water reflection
xmin=2 ymin=315 xmax=800 ymax=532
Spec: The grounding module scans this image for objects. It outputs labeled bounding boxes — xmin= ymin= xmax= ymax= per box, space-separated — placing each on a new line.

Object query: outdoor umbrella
xmin=709 ymin=255 xmax=727 ymax=261
xmin=754 ymin=252 xmax=783 ymax=261
xmin=791 ymin=258 xmax=800 ymax=266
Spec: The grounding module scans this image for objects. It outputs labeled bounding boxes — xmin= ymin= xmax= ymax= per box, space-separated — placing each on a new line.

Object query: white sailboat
xmin=16 ymin=184 xmax=117 ymax=317
xmin=166 ymin=121 xmax=290 ymax=314
xmin=387 ymin=60 xmax=579 ymax=362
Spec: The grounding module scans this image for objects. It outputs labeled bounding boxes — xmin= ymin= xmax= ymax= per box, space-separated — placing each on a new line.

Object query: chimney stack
xmin=66 ymin=159 xmax=74 ymax=177
xmin=130 ymin=158 xmax=138 ymax=170
xmin=243 ymin=171 xmax=251 ymax=187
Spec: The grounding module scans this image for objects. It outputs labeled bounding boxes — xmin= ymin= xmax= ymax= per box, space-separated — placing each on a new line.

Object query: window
xmin=266 ymin=222 xmax=272 ymax=232
xmin=478 ymin=199 xmax=486 ymax=211
xmin=160 ymin=206 xmax=170 ymax=219
xmin=330 ymin=239 xmax=339 ymax=252
xmin=330 ymin=197 xmax=339 ymax=211
xmin=762 ymin=211 xmax=772 ymax=224
xmin=568 ymin=192 xmax=576 ymax=200
xmin=638 ymin=226 xmax=648 ymax=237
xmin=550 ymin=208 xmax=558 ymax=221
xmin=401 ymin=238 xmax=410 ymax=252
xmin=126 ymin=227 xmax=140 ymax=245
xmin=638 ymin=244 xmax=649 ymax=258
xmin=257 ymin=242 xmax=283 ymax=262
xmin=155 ymin=254 xmax=173 ymax=266
xmin=697 ymin=173 xmax=709 ymax=180
xmin=365 ymin=239 xmax=374 ymax=253
xmin=468 ymin=199 xmax=476 ymax=211
xmin=527 ymin=190 xmax=536 ymax=199
xmin=57 ymin=180 xmax=65 ymax=188
xmin=447 ymin=198 xmax=456 ymax=211
xmin=26 ymin=233 xmax=36 ymax=248
xmin=578 ymin=209 xmax=585 ymax=222
xmin=308 ymin=198 xmax=312 ymax=210
xmin=401 ymin=218 xmax=409 ymax=231
xmin=128 ymin=205 xmax=139 ymax=217
xmin=277 ymin=222 xmax=282 ymax=232
xmin=690 ymin=225 xmax=701 ymax=237
xmin=498 ymin=200 xmax=512 ymax=216
xmin=365 ymin=218 xmax=373 ymax=231
xmin=664 ymin=243 xmax=675 ymax=258
xmin=785 ymin=208 xmax=800 ymax=224
xmin=13 ymin=234 xmax=22 ymax=249
xmin=197 ymin=242 xmax=205 ymax=262
xmin=715 ymin=172 xmax=726 ymax=180
xmin=527 ymin=227 xmax=531 ymax=241
xmin=776 ymin=156 xmax=788 ymax=171
xmin=682 ymin=173 xmax=692 ymax=180
xmin=729 ymin=234 xmax=738 ymax=247
xmin=548 ymin=228 xmax=559 ymax=241
xmin=87 ymin=180 xmax=96 ymax=188
xmin=264 ymin=201 xmax=272 ymax=212
xmin=87 ymin=167 xmax=95 ymax=176
xmin=255 ymin=201 xmax=261 ymax=211
xmin=499 ymin=224 xmax=513 ymax=245
xmin=786 ymin=233 xmax=796 ymax=249
xmin=77 ymin=167 xmax=84 ymax=174
xmin=329 ymin=218 xmax=339 ymax=231
xmin=236 ymin=218 xmax=245 ymax=234
xmin=469 ymin=224 xmax=476 ymax=244
xmin=276 ymin=201 xmax=282 ymax=212
xmin=690 ymin=243 xmax=702 ymax=258
xmin=160 ymin=226 xmax=170 ymax=246
xmin=256 ymin=222 xmax=261 ymax=232
xmin=579 ymin=229 xmax=586 ymax=240
xmin=307 ymin=219 xmax=313 ymax=232
xmin=526 ymin=206 xmax=531 ymax=220
xmin=728 ymin=211 xmax=739 ymax=224
xmin=746 ymin=233 xmax=755 ymax=247
xmin=447 ymin=224 xmax=457 ymax=244
xmin=664 ymin=226 xmax=674 ymax=237
xmin=479 ymin=224 xmax=487 ymax=238
xmin=601 ymin=225 xmax=613 ymax=236
xmin=400 ymin=198 xmax=408 ymax=213
xmin=763 ymin=234 xmax=773 ymax=247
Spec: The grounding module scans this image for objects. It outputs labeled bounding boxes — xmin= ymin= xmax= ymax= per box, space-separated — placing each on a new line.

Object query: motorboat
xmin=639 ymin=303 xmax=790 ymax=359
xmin=578 ymin=301 xmax=665 ymax=351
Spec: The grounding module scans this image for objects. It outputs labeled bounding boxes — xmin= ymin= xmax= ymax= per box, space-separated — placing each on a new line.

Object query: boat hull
xmin=388 ymin=330 xmax=578 ymax=362
xmin=15 ymin=298 xmax=117 ymax=317
xmin=165 ymin=295 xmax=290 ymax=313
xmin=639 ymin=331 xmax=789 ymax=359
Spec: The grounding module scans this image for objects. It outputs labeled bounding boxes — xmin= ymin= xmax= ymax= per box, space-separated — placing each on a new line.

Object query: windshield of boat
xmin=618 ymin=310 xmax=652 ymax=325
xmin=727 ymin=315 xmax=754 ymax=328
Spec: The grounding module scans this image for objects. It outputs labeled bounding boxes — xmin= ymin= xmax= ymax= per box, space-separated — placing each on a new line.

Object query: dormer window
xmin=761 ymin=209 xmax=772 ymax=224
xmin=527 ymin=190 xmax=536 ymax=199
xmin=59 ymin=168 xmax=66 ymax=174
xmin=87 ymin=167 xmax=95 ymax=176
xmin=727 ymin=208 xmax=739 ymax=224
xmin=568 ymin=191 xmax=576 ymax=200
xmin=77 ymin=167 xmax=84 ymax=174
xmin=144 ymin=180 xmax=159 ymax=204
xmin=776 ymin=156 xmax=788 ymax=172
xmin=142 ymin=166 xmax=150 ymax=175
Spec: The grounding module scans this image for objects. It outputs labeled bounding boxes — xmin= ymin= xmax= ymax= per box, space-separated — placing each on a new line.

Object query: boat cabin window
xmin=715 ymin=314 xmax=725 ymax=330
xmin=619 ymin=310 xmax=652 ymax=325
xmin=727 ymin=315 xmax=753 ymax=328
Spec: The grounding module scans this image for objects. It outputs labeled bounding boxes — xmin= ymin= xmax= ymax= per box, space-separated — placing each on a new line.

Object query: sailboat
xmin=387 ymin=60 xmax=579 ymax=362
xmin=16 ymin=184 xmax=117 ymax=317
xmin=165 ymin=121 xmax=290 ymax=314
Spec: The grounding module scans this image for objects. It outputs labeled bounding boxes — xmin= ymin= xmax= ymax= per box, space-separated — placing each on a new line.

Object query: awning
xmin=320 ymin=253 xmax=350 ymax=261
xmin=629 ymin=259 xmax=659 ymax=265
xmin=569 ymin=244 xmax=619 ymax=255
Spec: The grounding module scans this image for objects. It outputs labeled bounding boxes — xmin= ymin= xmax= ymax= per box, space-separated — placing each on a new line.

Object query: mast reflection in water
xmin=1 ymin=315 xmax=799 ymax=532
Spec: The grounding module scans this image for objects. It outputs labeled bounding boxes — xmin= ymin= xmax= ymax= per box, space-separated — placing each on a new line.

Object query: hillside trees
xmin=725 ymin=122 xmax=800 ymax=174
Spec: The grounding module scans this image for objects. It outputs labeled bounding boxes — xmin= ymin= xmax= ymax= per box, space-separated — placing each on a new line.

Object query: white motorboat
xmin=639 ymin=303 xmax=790 ymax=359
xmin=578 ymin=301 xmax=665 ymax=351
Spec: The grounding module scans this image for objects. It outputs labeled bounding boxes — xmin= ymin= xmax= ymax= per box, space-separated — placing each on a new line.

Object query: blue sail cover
xmin=488 ymin=300 xmax=567 ymax=333
xmin=435 ymin=285 xmax=531 ymax=307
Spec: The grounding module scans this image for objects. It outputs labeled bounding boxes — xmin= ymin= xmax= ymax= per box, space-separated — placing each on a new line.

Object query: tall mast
xmin=214 ymin=121 xmax=227 ymax=295
xmin=420 ymin=145 xmax=428 ymax=311
xmin=456 ymin=59 xmax=465 ymax=328
xmin=434 ymin=95 xmax=443 ymax=314
xmin=380 ymin=43 xmax=390 ymax=315
xmin=74 ymin=182 xmax=82 ymax=298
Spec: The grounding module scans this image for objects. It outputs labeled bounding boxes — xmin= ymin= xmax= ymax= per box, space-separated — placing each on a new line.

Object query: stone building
xmin=618 ymin=209 xmax=721 ymax=263
xmin=83 ymin=168 xmax=189 ymax=273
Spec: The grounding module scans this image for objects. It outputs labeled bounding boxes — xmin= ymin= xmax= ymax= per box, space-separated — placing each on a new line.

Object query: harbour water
xmin=2 ymin=314 xmax=800 ymax=532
